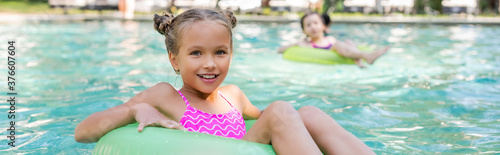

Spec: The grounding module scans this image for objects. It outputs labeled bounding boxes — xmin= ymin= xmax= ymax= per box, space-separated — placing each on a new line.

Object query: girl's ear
xmin=168 ymin=52 xmax=179 ymax=71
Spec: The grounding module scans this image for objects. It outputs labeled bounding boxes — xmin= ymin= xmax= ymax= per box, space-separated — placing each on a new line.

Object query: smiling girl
xmin=75 ymin=9 xmax=375 ymax=154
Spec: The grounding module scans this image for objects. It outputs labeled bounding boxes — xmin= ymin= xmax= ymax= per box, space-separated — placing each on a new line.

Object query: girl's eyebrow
xmin=214 ymin=45 xmax=229 ymax=50
xmin=186 ymin=45 xmax=229 ymax=51
xmin=186 ymin=45 xmax=204 ymax=51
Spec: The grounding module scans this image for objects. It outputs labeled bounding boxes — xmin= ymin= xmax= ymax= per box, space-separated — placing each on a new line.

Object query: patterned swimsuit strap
xmin=218 ymin=91 xmax=234 ymax=108
xmin=178 ymin=90 xmax=233 ymax=108
xmin=177 ymin=90 xmax=190 ymax=106
xmin=311 ymin=39 xmax=332 ymax=49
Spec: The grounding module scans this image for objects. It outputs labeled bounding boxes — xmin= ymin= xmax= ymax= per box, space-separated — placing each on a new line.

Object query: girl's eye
xmin=190 ymin=50 xmax=201 ymax=56
xmin=216 ymin=50 xmax=227 ymax=55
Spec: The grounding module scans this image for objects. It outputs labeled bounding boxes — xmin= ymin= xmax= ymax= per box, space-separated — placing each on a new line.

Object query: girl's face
xmin=170 ymin=21 xmax=232 ymax=94
xmin=302 ymin=14 xmax=325 ymax=38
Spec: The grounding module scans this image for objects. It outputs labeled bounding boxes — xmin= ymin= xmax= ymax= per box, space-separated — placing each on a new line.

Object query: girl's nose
xmin=203 ymin=56 xmax=216 ymax=70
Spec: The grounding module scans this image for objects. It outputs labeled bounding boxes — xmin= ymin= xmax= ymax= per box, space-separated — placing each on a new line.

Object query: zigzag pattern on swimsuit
xmin=178 ymin=91 xmax=246 ymax=139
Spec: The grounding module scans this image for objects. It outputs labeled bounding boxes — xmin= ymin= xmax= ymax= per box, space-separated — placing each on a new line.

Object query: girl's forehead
xmin=304 ymin=14 xmax=321 ymax=21
xmin=182 ymin=20 xmax=227 ymax=34
xmin=178 ymin=20 xmax=232 ymax=50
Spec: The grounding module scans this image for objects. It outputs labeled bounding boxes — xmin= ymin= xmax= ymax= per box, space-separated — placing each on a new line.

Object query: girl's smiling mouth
xmin=197 ymin=74 xmax=219 ymax=79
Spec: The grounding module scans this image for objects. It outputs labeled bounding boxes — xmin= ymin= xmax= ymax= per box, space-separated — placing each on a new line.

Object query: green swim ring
xmin=93 ymin=120 xmax=275 ymax=155
xmin=283 ymin=46 xmax=372 ymax=64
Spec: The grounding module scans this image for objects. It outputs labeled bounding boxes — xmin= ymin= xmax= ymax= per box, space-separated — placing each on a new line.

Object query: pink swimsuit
xmin=311 ymin=40 xmax=332 ymax=50
xmin=178 ymin=90 xmax=246 ymax=139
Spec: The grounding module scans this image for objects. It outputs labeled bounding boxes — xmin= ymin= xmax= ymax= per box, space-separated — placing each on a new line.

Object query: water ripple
xmin=0 ymin=21 xmax=499 ymax=154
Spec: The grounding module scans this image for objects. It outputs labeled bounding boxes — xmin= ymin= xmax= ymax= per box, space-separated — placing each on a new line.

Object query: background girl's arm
xmin=278 ymin=39 xmax=312 ymax=53
xmin=326 ymin=36 xmax=337 ymax=45
xmin=277 ymin=43 xmax=298 ymax=53
xmin=74 ymin=82 xmax=178 ymax=143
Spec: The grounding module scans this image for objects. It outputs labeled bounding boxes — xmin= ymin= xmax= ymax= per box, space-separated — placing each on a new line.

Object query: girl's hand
xmin=132 ymin=103 xmax=185 ymax=132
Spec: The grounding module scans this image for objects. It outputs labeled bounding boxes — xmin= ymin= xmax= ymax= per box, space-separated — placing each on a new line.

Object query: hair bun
xmin=153 ymin=12 xmax=174 ymax=35
xmin=223 ymin=10 xmax=237 ymax=28
xmin=321 ymin=12 xmax=331 ymax=25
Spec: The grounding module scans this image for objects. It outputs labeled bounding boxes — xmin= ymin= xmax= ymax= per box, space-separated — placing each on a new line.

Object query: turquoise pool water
xmin=0 ymin=20 xmax=499 ymax=154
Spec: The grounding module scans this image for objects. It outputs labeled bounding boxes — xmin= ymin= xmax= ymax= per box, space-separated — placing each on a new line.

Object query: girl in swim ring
xmin=278 ymin=12 xmax=390 ymax=68
xmin=75 ymin=9 xmax=375 ymax=155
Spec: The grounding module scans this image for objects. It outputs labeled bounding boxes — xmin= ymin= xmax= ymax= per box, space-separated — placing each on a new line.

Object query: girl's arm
xmin=277 ymin=40 xmax=310 ymax=53
xmin=243 ymin=99 xmax=262 ymax=120
xmin=74 ymin=82 xmax=179 ymax=143
xmin=277 ymin=43 xmax=297 ymax=53
xmin=326 ymin=36 xmax=337 ymax=45
xmin=74 ymin=103 xmax=135 ymax=143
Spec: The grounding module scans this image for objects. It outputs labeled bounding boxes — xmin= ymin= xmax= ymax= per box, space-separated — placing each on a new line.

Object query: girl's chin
xmin=200 ymin=90 xmax=217 ymax=94
xmin=312 ymin=33 xmax=323 ymax=37
xmin=196 ymin=85 xmax=220 ymax=94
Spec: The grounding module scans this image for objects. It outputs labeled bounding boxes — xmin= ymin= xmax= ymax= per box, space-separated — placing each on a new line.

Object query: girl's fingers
xmin=175 ymin=124 xmax=186 ymax=130
xmin=159 ymin=120 xmax=177 ymax=129
xmin=138 ymin=119 xmax=184 ymax=132
xmin=168 ymin=120 xmax=185 ymax=130
xmin=158 ymin=120 xmax=173 ymax=128
xmin=137 ymin=122 xmax=147 ymax=132
xmin=168 ymin=121 xmax=185 ymax=130
xmin=159 ymin=120 xmax=185 ymax=130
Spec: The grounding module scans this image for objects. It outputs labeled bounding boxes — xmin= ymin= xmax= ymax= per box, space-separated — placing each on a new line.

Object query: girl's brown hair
xmin=300 ymin=12 xmax=331 ymax=35
xmin=153 ymin=9 xmax=237 ymax=56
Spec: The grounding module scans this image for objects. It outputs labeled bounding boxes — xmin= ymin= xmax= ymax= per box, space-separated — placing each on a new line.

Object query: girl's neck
xmin=180 ymin=87 xmax=218 ymax=102
xmin=310 ymin=35 xmax=325 ymax=43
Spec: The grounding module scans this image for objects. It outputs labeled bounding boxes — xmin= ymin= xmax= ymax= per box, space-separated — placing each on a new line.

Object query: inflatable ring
xmin=283 ymin=46 xmax=372 ymax=64
xmin=93 ymin=120 xmax=275 ymax=154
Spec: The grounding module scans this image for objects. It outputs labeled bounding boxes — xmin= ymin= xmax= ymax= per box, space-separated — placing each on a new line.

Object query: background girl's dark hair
xmin=321 ymin=12 xmax=331 ymax=26
xmin=300 ymin=11 xmax=331 ymax=32
xmin=153 ymin=9 xmax=237 ymax=56
xmin=300 ymin=11 xmax=332 ymax=36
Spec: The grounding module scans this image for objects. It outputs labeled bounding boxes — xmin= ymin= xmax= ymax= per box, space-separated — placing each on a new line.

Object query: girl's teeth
xmin=200 ymin=75 xmax=215 ymax=79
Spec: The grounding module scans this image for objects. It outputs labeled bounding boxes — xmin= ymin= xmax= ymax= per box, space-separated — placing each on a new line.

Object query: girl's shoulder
xmin=297 ymin=39 xmax=312 ymax=47
xmin=218 ymin=85 xmax=246 ymax=107
xmin=146 ymin=82 xmax=186 ymax=120
xmin=139 ymin=82 xmax=181 ymax=106
xmin=325 ymin=36 xmax=337 ymax=44
xmin=219 ymin=84 xmax=242 ymax=96
xmin=150 ymin=82 xmax=177 ymax=94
